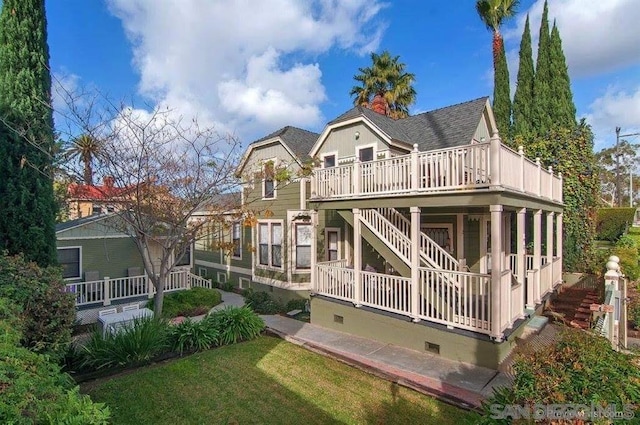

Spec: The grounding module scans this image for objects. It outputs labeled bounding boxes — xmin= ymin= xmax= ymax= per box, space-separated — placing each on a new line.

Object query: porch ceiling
xmin=309 ymin=189 xmax=563 ymax=212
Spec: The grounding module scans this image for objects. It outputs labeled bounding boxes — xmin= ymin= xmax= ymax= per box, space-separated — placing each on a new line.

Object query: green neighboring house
xmin=196 ymin=97 xmax=565 ymax=369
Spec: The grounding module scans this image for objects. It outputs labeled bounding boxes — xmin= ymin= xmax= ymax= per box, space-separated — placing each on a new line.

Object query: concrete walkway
xmin=261 ymin=314 xmax=512 ymax=410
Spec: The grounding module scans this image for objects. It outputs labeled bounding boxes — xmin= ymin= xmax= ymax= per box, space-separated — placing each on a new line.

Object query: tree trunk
xmin=492 ymin=31 xmax=503 ymax=66
xmin=152 ymin=273 xmax=165 ymax=316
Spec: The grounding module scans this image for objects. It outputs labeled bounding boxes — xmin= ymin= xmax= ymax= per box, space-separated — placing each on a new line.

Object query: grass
xmin=83 ymin=336 xmax=479 ymax=424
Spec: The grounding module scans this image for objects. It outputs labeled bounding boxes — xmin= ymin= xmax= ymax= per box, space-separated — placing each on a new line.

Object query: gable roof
xmin=236 ymin=125 xmax=320 ymax=176
xmin=316 ymin=97 xmax=491 ymax=154
xmin=55 ymin=214 xmax=112 ymax=234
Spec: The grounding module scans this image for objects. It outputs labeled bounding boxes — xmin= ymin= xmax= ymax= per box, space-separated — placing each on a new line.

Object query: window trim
xmin=321 ymin=151 xmax=338 ymax=168
xmin=174 ymin=243 xmax=193 ymax=267
xmin=356 ymin=143 xmax=377 ymax=162
xmin=58 ymin=246 xmax=82 ymax=280
xmin=239 ymin=277 xmax=250 ymax=290
xmin=217 ymin=271 xmax=228 ymax=284
xmin=256 ymin=219 xmax=284 ymax=271
xmin=324 ymin=227 xmax=341 ymax=261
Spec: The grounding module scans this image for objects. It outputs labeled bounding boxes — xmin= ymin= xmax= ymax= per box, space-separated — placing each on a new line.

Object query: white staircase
xmin=359 ymin=208 xmax=460 ymax=288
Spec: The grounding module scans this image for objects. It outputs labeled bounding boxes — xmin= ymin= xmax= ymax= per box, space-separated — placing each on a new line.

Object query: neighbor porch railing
xmin=65 ymin=269 xmax=214 ymax=307
xmin=311 ymin=140 xmax=563 ymax=202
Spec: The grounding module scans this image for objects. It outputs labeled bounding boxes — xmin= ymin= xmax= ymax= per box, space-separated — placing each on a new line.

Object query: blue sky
xmin=46 ymin=0 xmax=640 ymax=151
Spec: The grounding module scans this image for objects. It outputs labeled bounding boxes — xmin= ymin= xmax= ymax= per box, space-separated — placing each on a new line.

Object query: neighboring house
xmin=57 ymin=214 xmax=197 ymax=323
xmin=194 ymin=97 xmax=564 ymax=369
xmin=67 ymin=176 xmax=132 ymax=220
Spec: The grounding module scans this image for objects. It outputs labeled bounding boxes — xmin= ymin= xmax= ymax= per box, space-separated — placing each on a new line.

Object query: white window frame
xmin=321 ymin=151 xmax=338 ymax=168
xmin=239 ymin=277 xmax=250 ymax=290
xmin=292 ymin=222 xmax=312 ymax=272
xmin=57 ymin=246 xmax=82 ymax=280
xmin=217 ymin=271 xmax=228 ymax=284
xmin=261 ymin=158 xmax=278 ymax=200
xmin=231 ymin=221 xmax=242 ymax=260
xmin=355 ymin=143 xmax=377 ymax=162
xmin=324 ymin=227 xmax=341 ymax=261
xmin=198 ymin=267 xmax=208 ymax=277
xmin=256 ymin=219 xmax=284 ymax=271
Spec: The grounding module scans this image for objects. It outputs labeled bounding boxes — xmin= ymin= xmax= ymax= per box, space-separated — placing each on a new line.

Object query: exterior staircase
xmin=545 ymin=286 xmax=600 ymax=330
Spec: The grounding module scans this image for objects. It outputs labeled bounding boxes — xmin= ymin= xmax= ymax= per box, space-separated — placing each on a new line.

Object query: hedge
xmin=596 ymin=208 xmax=636 ymax=242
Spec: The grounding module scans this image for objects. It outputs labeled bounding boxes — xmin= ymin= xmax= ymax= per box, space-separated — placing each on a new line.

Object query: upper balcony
xmin=310 ymin=139 xmax=563 ymax=204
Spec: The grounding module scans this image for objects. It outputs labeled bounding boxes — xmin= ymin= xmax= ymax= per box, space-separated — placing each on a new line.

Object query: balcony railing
xmin=311 ymin=140 xmax=563 ymax=203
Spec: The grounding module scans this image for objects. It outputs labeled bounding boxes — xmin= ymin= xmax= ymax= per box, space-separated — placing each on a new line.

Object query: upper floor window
xmin=57 ymin=247 xmax=81 ymax=279
xmin=263 ymin=161 xmax=276 ymax=199
xmin=359 ymin=146 xmax=374 ymax=162
xmin=323 ymin=154 xmax=336 ymax=168
xmin=175 ymin=244 xmax=192 ymax=267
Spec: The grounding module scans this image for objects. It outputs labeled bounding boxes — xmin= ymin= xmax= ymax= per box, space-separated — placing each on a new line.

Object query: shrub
xmin=596 ymin=208 xmax=636 ymax=242
xmin=481 ymin=328 xmax=640 ymax=422
xmin=285 ymin=298 xmax=308 ymax=313
xmin=243 ymin=288 xmax=282 ymax=314
xmin=0 ymin=297 xmax=110 ymax=424
xmin=612 ymin=246 xmax=640 ymax=281
xmin=206 ymin=306 xmax=265 ymax=345
xmin=221 ymin=280 xmax=235 ymax=292
xmin=169 ymin=318 xmax=219 ymax=354
xmin=629 ymin=297 xmax=640 ymax=330
xmin=0 ymin=252 xmax=75 ymax=359
xmin=148 ymin=287 xmax=222 ymax=318
xmin=80 ymin=317 xmax=171 ymax=370
xmin=616 ymin=234 xmax=637 ymax=248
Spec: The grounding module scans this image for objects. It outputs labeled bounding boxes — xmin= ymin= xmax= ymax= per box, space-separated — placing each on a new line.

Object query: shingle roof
xmin=327 ymin=97 xmax=489 ymax=151
xmin=55 ymin=214 xmax=109 ymax=233
xmin=249 ymin=125 xmax=319 ymax=160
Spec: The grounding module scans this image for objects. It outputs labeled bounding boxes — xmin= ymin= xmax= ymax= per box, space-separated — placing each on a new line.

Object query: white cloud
xmin=585 ymin=86 xmax=640 ymax=150
xmin=506 ymin=0 xmax=640 ymax=77
xmin=106 ymin=0 xmax=386 ymax=141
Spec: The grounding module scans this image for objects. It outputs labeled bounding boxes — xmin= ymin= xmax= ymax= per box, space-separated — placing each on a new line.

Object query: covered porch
xmin=310 ymin=204 xmax=563 ymax=341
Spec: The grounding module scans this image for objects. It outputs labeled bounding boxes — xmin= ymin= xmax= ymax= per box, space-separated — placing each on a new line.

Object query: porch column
xmin=310 ymin=210 xmax=318 ymax=292
xmin=556 ymin=212 xmax=563 ymax=276
xmin=353 ymin=208 xmax=362 ymax=307
xmin=517 ymin=208 xmax=531 ymax=308
xmin=411 ymin=207 xmax=421 ymax=322
xmin=456 ymin=213 xmax=464 ymax=264
xmin=533 ymin=209 xmax=542 ymax=303
xmin=546 ymin=212 xmax=554 ymax=267
xmin=490 ymin=204 xmax=503 ymax=340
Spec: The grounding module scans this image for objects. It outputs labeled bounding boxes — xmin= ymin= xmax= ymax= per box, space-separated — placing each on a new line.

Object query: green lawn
xmin=83 ymin=336 xmax=479 ymax=424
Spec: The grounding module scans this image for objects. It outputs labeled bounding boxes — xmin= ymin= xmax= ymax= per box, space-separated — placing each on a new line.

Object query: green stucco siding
xmin=317 ymin=122 xmax=390 ymax=160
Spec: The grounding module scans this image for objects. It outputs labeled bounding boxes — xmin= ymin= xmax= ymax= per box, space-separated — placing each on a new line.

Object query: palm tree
xmin=476 ymin=0 xmax=519 ymax=63
xmin=65 ymin=134 xmax=102 ymax=185
xmin=350 ymin=51 xmax=416 ymax=119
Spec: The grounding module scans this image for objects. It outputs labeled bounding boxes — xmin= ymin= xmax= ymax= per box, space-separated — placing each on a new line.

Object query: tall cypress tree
xmin=0 ymin=0 xmax=57 ymax=266
xmin=494 ymin=42 xmax=512 ymax=141
xmin=512 ymin=15 xmax=535 ymax=139
xmin=549 ymin=22 xmax=576 ymax=129
xmin=532 ymin=0 xmax=552 ymax=137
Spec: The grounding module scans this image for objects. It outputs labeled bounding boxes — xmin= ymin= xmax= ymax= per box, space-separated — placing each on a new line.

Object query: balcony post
xmin=559 ymin=172 xmax=563 ymax=203
xmin=518 ymin=145 xmax=525 ymax=192
xmin=353 ymin=158 xmax=361 ymax=195
xmin=489 ymin=131 xmax=501 ymax=187
xmin=518 ymin=208 xmax=531 ymax=309
xmin=533 ymin=209 xmax=542 ymax=303
xmin=556 ymin=212 xmax=563 ymax=279
xmin=535 ymin=158 xmax=541 ymax=196
xmin=103 ymin=276 xmax=111 ymax=306
xmin=311 ymin=209 xmax=318 ymax=292
xmin=411 ymin=143 xmax=419 ymax=192
xmin=353 ymin=208 xmax=362 ymax=307
xmin=410 ymin=206 xmax=421 ymax=322
xmin=548 ymin=166 xmax=553 ymax=198
xmin=490 ymin=204 xmax=503 ymax=340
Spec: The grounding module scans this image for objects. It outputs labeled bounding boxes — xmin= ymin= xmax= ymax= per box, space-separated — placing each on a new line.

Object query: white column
xmin=299 ymin=178 xmax=307 ymax=210
xmin=489 ymin=131 xmax=501 ymax=187
xmin=456 ymin=213 xmax=464 ymax=262
xmin=353 ymin=159 xmax=361 ymax=195
xmin=517 ymin=209 xmax=530 ymax=307
xmin=533 ymin=210 xmax=542 ymax=303
xmin=490 ymin=204 xmax=503 ymax=340
xmin=518 ymin=145 xmax=525 ymax=192
xmin=546 ymin=212 xmax=554 ymax=264
xmin=556 ymin=212 xmax=563 ymax=274
xmin=353 ymin=208 xmax=362 ymax=307
xmin=310 ymin=210 xmax=318 ymax=292
xmin=411 ymin=207 xmax=421 ymax=322
xmin=535 ymin=158 xmax=541 ymax=196
xmin=411 ymin=144 xmax=419 ymax=192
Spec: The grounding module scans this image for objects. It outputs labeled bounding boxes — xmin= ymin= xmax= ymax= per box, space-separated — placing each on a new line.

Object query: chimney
xmin=103 ymin=176 xmax=115 ymax=189
xmin=370 ymin=92 xmax=389 ymax=116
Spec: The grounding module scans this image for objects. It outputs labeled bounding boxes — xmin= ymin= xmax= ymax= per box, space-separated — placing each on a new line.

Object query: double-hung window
xmin=258 ymin=222 xmax=282 ymax=268
xmin=295 ymin=223 xmax=312 ymax=269
xmin=263 ymin=161 xmax=275 ymax=199
xmin=326 ymin=229 xmax=339 ymax=261
xmin=232 ymin=222 xmax=242 ymax=259
xmin=58 ymin=247 xmax=81 ymax=279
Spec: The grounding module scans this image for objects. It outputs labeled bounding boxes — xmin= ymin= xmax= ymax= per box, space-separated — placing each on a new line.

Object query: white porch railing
xmin=311 ymin=141 xmax=562 ymax=202
xmin=361 ymin=271 xmax=412 ymax=315
xmin=315 ymin=260 xmax=354 ymax=302
xmin=508 ymin=254 xmax=549 ymax=275
xmin=66 ymin=269 xmax=215 ymax=307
